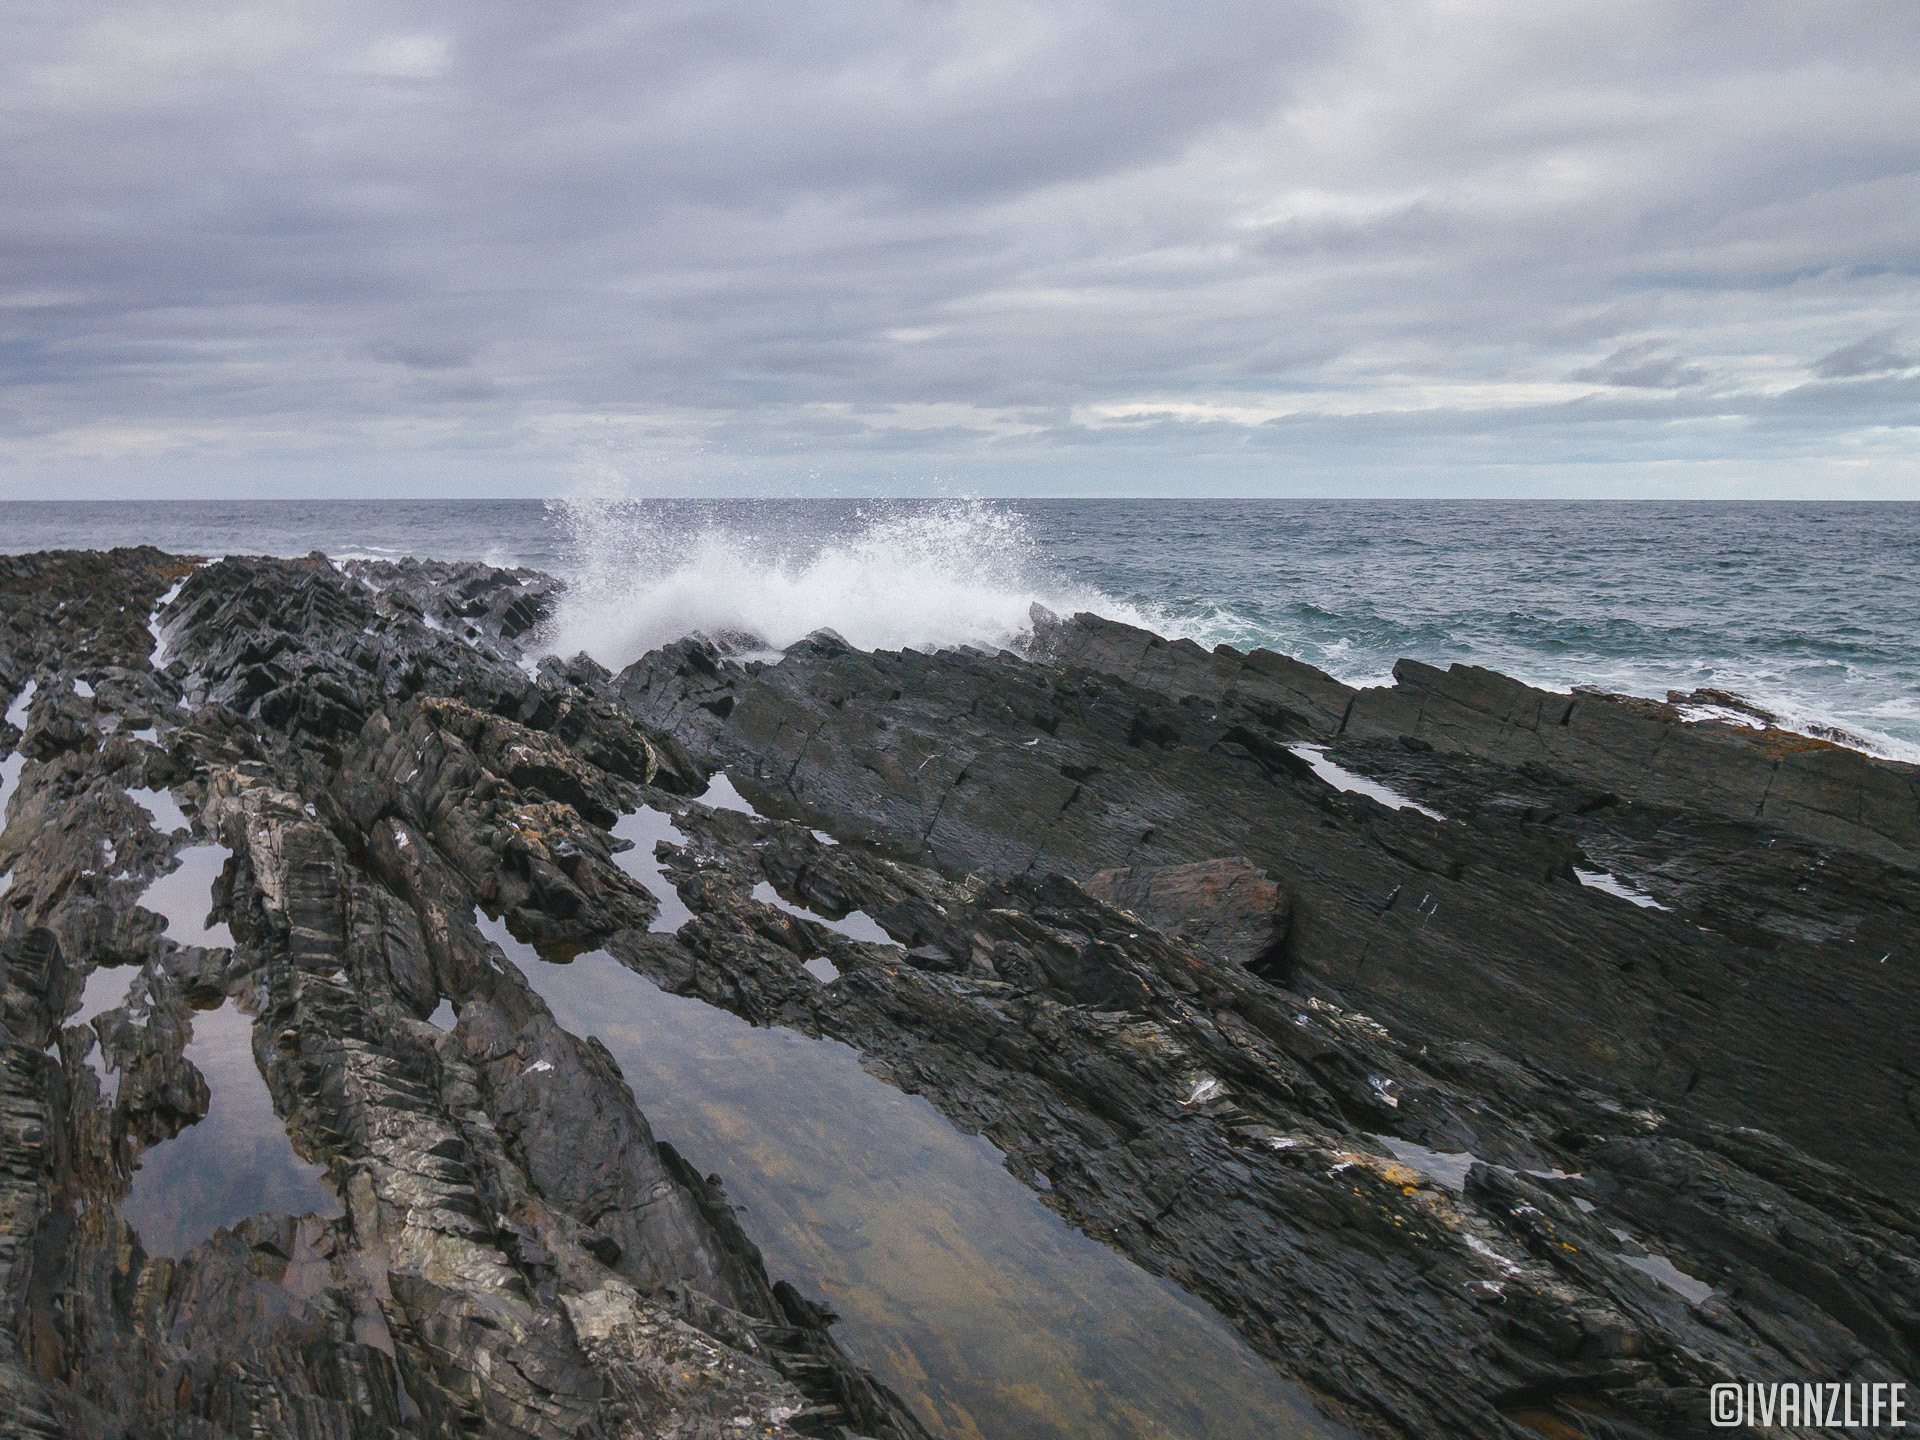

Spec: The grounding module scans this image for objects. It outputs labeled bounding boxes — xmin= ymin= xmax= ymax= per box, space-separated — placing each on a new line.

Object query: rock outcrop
xmin=3 ymin=555 xmax=1915 ymax=1440
xmin=0 ymin=551 xmax=924 ymax=1440
xmin=1082 ymin=856 xmax=1289 ymax=974
xmin=615 ymin=610 xmax=1919 ymax=1440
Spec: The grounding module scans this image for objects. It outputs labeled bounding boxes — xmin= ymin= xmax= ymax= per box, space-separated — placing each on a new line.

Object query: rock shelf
xmin=1 ymin=549 xmax=1914 ymax=1440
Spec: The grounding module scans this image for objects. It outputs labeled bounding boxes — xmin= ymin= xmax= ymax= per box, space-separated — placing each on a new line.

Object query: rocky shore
xmin=1 ymin=548 xmax=1914 ymax=1439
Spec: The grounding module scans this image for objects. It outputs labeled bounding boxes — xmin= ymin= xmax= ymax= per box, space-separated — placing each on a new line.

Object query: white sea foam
xmin=544 ymin=498 xmax=1171 ymax=673
xmin=1501 ymin=660 xmax=1920 ymax=768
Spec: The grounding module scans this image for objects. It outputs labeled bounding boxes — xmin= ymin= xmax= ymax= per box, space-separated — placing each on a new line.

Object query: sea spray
xmin=544 ymin=497 xmax=1174 ymax=670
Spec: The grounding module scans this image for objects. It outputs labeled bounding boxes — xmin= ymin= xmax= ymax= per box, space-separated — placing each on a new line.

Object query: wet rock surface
xmin=618 ymin=611 xmax=1920 ymax=1438
xmin=1 ymin=555 xmax=1915 ymax=1440
xmin=0 ymin=551 xmax=923 ymax=1440
xmin=1082 ymin=857 xmax=1289 ymax=974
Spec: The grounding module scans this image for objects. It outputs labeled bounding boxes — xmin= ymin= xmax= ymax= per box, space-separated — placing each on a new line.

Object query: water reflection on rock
xmin=477 ymin=913 xmax=1343 ymax=1440
xmin=608 ymin=804 xmax=694 ymax=932
xmin=137 ymin=843 xmax=235 ymax=947
xmin=120 ymin=1001 xmax=341 ymax=1258
xmin=751 ymin=879 xmax=898 ymax=950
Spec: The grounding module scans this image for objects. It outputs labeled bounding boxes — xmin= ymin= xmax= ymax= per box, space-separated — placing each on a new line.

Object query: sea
xmin=3 ymin=497 xmax=1916 ymax=762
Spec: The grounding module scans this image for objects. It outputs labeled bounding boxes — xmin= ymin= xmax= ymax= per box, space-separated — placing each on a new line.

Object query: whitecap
xmin=543 ymin=498 xmax=1177 ymax=672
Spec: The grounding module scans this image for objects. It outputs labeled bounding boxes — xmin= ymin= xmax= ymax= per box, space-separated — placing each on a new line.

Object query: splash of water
xmin=544 ymin=498 xmax=1171 ymax=672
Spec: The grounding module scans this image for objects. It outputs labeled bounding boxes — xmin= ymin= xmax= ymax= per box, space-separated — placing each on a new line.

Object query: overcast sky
xmin=3 ymin=0 xmax=1917 ymax=498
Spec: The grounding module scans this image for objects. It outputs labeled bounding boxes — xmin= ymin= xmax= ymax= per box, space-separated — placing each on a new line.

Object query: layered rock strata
xmin=1 ymin=554 xmax=1914 ymax=1440
xmin=0 ymin=551 xmax=923 ymax=1440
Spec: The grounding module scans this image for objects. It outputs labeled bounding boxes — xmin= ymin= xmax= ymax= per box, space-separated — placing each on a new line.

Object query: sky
xmin=2 ymin=0 xmax=1917 ymax=500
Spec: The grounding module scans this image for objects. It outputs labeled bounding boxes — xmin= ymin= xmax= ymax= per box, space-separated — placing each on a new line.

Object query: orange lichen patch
xmin=1325 ymin=1148 xmax=1434 ymax=1192
xmin=498 ymin=800 xmax=588 ymax=856
xmin=1321 ymin=1149 xmax=1462 ymax=1232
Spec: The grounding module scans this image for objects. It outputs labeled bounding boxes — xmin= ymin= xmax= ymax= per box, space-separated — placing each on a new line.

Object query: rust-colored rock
xmin=1083 ymin=856 xmax=1288 ymax=973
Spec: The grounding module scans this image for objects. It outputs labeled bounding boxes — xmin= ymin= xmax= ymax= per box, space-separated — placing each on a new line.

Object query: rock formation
xmin=2 ymin=553 xmax=1915 ymax=1440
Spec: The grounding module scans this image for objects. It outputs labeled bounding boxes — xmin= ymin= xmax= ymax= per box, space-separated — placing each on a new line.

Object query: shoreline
xmin=4 ymin=499 xmax=1916 ymax=767
xmin=2 ymin=547 xmax=1915 ymax=1440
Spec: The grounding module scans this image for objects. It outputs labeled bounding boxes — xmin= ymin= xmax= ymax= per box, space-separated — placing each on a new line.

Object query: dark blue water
xmin=4 ymin=498 xmax=1914 ymax=759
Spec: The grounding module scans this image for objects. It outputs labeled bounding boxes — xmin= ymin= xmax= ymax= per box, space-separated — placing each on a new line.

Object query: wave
xmin=540 ymin=496 xmax=1920 ymax=767
xmin=543 ymin=498 xmax=1172 ymax=672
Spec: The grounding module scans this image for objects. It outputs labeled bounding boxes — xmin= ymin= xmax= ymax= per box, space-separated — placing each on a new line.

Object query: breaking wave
xmin=544 ymin=498 xmax=1169 ymax=672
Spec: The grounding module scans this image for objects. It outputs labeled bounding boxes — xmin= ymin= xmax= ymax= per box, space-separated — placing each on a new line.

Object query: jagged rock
xmin=609 ymin=594 xmax=1918 ymax=1438
xmin=4 ymin=546 xmax=1915 ymax=1440
xmin=1027 ymin=607 xmax=1356 ymax=736
xmin=0 ymin=550 xmax=926 ymax=1440
xmin=614 ymin=625 xmax=1918 ymax=1189
xmin=1343 ymin=658 xmax=1920 ymax=862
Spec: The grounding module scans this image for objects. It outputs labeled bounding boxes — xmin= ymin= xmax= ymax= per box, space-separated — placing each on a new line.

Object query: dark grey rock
xmin=0 ymin=549 xmax=925 ymax=1440
xmin=4 ymin=545 xmax=1915 ymax=1440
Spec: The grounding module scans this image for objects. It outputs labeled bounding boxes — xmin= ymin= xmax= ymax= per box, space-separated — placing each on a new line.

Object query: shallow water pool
xmin=478 ymin=913 xmax=1347 ymax=1440
xmin=120 ymin=1001 xmax=341 ymax=1257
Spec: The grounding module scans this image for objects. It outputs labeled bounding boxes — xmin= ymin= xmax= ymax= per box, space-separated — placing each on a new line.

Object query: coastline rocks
xmin=615 ymin=620 xmax=1917 ymax=1188
xmin=0 ymin=551 xmax=925 ymax=1440
xmin=1027 ymin=606 xmax=1355 ymax=737
xmin=611 ymin=600 xmax=1918 ymax=1434
xmin=614 ymin=788 xmax=1919 ymax=1440
xmin=3 ymin=549 xmax=1916 ymax=1440
xmin=338 ymin=556 xmax=560 ymax=665
xmin=1344 ymin=657 xmax=1920 ymax=864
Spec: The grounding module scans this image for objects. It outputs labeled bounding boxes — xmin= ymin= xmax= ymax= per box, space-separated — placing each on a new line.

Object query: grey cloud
xmin=1763 ymin=370 xmax=1920 ymax=422
xmin=371 ymin=340 xmax=479 ymax=370
xmin=1250 ymin=204 xmax=1455 ymax=259
xmin=1527 ymin=298 xmax=1665 ymax=348
xmin=1569 ymin=341 xmax=1708 ymax=390
xmin=1811 ymin=329 xmax=1917 ymax=378
xmin=1 ymin=0 xmax=1917 ymax=497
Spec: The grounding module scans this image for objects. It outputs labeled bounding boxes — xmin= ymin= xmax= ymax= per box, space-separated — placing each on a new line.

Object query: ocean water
xmin=4 ymin=498 xmax=1915 ymax=761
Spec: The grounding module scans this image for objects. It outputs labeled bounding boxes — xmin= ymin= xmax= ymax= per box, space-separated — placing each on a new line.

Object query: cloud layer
xmin=2 ymin=0 xmax=1917 ymax=496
